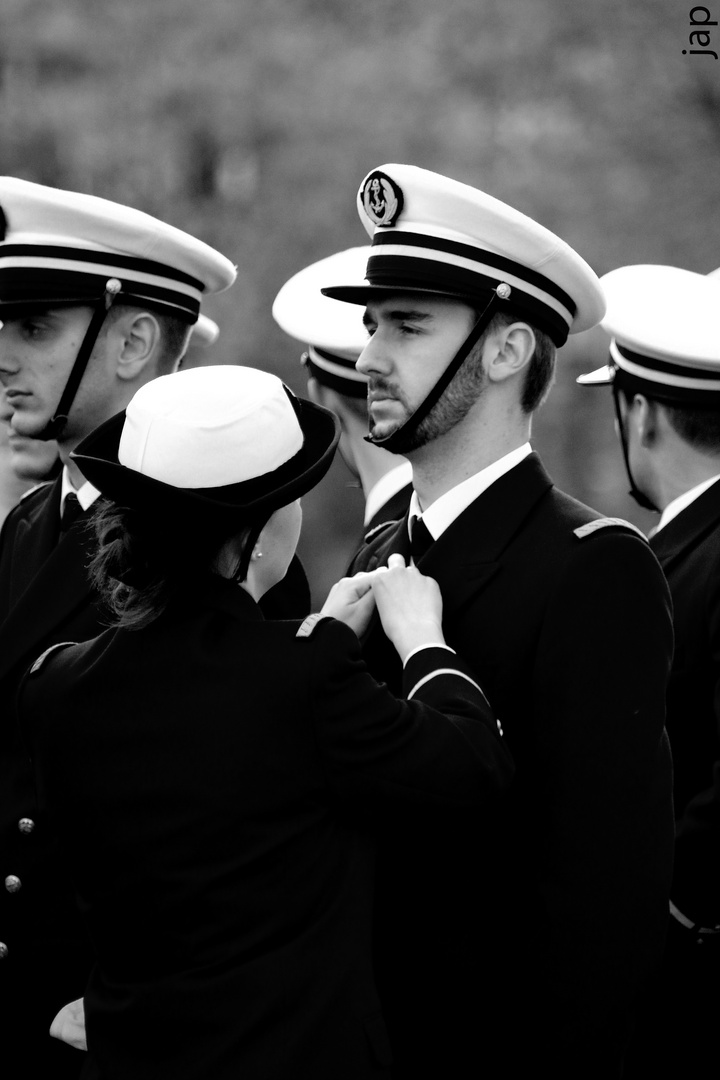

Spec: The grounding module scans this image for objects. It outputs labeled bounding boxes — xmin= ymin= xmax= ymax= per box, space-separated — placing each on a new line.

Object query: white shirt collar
xmin=61 ymin=465 xmax=101 ymax=516
xmin=655 ymin=474 xmax=720 ymax=533
xmin=408 ymin=442 xmax=532 ymax=540
xmin=363 ymin=460 xmax=414 ymax=526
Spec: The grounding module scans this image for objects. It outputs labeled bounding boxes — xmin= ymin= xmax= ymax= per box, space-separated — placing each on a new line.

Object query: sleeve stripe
xmin=407 ymin=668 xmax=489 ymax=706
xmin=403 ymin=642 xmax=456 ymax=666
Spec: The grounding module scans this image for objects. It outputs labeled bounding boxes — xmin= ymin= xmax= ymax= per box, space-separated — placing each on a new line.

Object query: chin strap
xmin=611 ymin=379 xmax=659 ymax=513
xmin=38 ymin=278 xmax=123 ymax=442
xmin=365 ymin=283 xmax=511 ymax=455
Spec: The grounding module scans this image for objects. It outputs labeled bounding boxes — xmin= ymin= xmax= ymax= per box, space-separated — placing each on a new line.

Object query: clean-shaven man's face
xmin=0 ymin=305 xmax=117 ymax=444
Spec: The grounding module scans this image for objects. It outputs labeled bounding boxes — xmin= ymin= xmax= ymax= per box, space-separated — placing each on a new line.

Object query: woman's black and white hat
xmin=577 ymin=265 xmax=720 ymax=404
xmin=72 ymin=366 xmax=340 ymax=520
xmin=321 ymin=163 xmax=606 ymax=347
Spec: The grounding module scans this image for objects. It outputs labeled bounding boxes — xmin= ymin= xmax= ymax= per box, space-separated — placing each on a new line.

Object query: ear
xmin=306 ymin=376 xmax=323 ymax=405
xmin=110 ymin=311 xmax=163 ymax=382
xmin=632 ymin=394 xmax=658 ymax=447
xmin=484 ymin=322 xmax=535 ymax=385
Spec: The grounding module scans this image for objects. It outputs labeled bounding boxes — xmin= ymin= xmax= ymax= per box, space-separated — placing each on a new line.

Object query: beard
xmin=366 ymin=354 xmax=487 ymax=453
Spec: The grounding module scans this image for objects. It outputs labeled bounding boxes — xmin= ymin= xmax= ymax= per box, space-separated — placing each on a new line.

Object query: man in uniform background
xmin=578 ymin=263 xmax=720 ymax=1079
xmin=325 ymin=164 xmax=675 ymax=1078
xmin=273 ymin=246 xmax=412 ymax=539
xmin=0 ymin=314 xmax=218 ymax=529
xmin=0 ymin=176 xmax=236 ymax=1076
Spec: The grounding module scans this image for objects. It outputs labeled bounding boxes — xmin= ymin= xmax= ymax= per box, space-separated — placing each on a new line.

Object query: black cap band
xmin=302 ymin=347 xmax=367 ymax=400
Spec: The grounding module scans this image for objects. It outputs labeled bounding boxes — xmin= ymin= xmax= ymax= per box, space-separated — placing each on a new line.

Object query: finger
xmin=351 ymin=575 xmax=376 ymax=598
xmin=351 ymin=570 xmax=383 ymax=585
xmin=387 ymin=552 xmax=406 ymax=569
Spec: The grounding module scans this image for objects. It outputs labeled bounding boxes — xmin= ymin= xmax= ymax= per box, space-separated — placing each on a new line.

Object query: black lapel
xmin=650 ymin=480 xmax=720 ymax=572
xmin=358 ymin=514 xmax=412 ymax=572
xmin=8 ymin=479 xmax=61 ymax=603
xmin=354 ymin=454 xmax=553 ymax=681
xmin=357 ymin=453 xmax=553 ymax=612
xmin=0 ymin=483 xmax=96 ymax=680
xmin=417 ymin=453 xmax=553 ymax=612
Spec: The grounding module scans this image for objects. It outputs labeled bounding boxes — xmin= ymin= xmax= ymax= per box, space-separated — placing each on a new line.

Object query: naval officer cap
xmin=0 ymin=176 xmax=237 ymax=324
xmin=272 ymin=247 xmax=370 ymax=399
xmin=322 ymin=163 xmax=606 ymax=347
xmin=577 ymin=265 xmax=720 ymax=404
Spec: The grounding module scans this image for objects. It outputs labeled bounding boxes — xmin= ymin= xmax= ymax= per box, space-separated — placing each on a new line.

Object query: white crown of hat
xmin=0 ymin=177 xmax=236 ymax=319
xmin=601 ymin=264 xmax=720 ymax=368
xmin=272 ymin=246 xmax=370 ymax=357
xmin=118 ymin=366 xmax=303 ymax=489
xmin=578 ymin=264 xmax=720 ymax=391
xmin=352 ymin=163 xmax=605 ymax=338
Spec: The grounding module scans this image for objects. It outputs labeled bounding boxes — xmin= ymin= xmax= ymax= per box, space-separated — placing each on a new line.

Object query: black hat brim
xmin=321 ymin=283 xmax=474 ymax=306
xmin=71 ymin=392 xmax=340 ymax=523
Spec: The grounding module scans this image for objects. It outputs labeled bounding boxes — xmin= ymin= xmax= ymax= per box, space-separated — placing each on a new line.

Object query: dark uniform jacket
xmin=650 ymin=479 xmax=720 ymax=926
xmin=19 ymin=574 xmax=513 ymax=1080
xmin=0 ymin=477 xmax=102 ymax=1074
xmin=0 ymin=476 xmax=311 ymax=1073
xmin=364 ymin=482 xmax=413 ymax=536
xmin=350 ymin=453 xmax=675 ymax=1080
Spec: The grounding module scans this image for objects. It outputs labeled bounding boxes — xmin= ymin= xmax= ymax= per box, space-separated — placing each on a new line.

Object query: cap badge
xmin=362 ymin=171 xmax=404 ymax=228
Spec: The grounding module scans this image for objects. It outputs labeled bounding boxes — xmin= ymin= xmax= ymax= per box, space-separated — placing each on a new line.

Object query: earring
xmin=253 ymin=550 xmax=263 ymax=560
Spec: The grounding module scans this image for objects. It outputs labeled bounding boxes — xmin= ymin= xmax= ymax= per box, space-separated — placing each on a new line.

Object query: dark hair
xmin=662 ymin=403 xmax=720 ymax=452
xmin=616 ymin=379 xmax=720 ymax=453
xmin=89 ymin=498 xmax=260 ymax=630
xmin=475 ymin=309 xmax=556 ymax=413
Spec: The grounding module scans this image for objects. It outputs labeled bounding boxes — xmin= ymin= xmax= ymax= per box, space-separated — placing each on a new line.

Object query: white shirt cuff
xmin=402 ymin=642 xmax=455 ymax=667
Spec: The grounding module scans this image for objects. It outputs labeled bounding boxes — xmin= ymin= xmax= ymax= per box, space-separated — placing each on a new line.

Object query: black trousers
xmin=623 ymin=914 xmax=720 ymax=1079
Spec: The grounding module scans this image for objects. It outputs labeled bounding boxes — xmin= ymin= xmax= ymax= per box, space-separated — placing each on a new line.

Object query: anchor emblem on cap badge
xmin=362 ymin=171 xmax=404 ymax=227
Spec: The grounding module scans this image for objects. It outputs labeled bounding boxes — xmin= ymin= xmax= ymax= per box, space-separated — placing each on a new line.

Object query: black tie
xmin=409 ymin=515 xmax=434 ymax=562
xmin=60 ymin=492 xmax=83 ymax=534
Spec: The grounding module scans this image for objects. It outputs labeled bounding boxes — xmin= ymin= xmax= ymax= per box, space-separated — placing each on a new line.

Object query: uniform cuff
xmin=402 ymin=642 xmax=455 ymax=667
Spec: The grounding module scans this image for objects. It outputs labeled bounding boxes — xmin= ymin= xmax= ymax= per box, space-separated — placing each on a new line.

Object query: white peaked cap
xmin=0 ymin=176 xmax=237 ymax=322
xmin=273 ymin=246 xmax=371 ymax=357
xmin=578 ymin=265 xmax=720 ymax=400
xmin=273 ymin=246 xmax=370 ymax=395
xmin=322 ymin=163 xmax=606 ymax=346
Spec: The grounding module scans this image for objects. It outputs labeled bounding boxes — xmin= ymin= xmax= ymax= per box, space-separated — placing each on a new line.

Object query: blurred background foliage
xmin=1 ymin=0 xmax=719 ymax=600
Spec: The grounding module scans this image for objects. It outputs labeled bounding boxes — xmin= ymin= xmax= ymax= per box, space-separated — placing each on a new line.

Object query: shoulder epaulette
xmin=363 ymin=518 xmax=401 ymax=544
xmin=19 ymin=480 xmax=52 ymax=503
xmin=29 ymin=641 xmax=76 ymax=675
xmin=574 ymin=517 xmax=647 ymax=541
xmin=296 ymin=613 xmax=329 ymax=639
